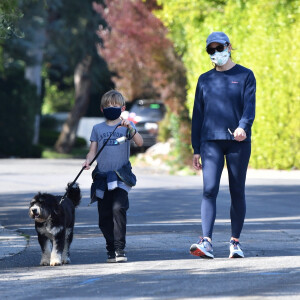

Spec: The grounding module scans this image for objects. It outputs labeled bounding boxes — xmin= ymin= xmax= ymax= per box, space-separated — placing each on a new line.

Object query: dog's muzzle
xmin=29 ymin=205 xmax=42 ymax=220
xmin=31 ymin=208 xmax=39 ymax=218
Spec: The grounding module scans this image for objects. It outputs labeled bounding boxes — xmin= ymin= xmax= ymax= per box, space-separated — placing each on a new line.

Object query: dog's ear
xmin=30 ymin=193 xmax=41 ymax=206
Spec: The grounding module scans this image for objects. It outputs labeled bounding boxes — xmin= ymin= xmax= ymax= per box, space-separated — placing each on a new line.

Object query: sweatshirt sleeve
xmin=238 ymin=71 xmax=256 ymax=133
xmin=191 ymin=77 xmax=204 ymax=155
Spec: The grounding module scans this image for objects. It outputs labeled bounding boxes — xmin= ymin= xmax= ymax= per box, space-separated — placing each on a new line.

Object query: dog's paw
xmin=40 ymin=260 xmax=50 ymax=266
xmin=50 ymin=259 xmax=62 ymax=266
xmin=62 ymin=257 xmax=71 ymax=265
xmin=50 ymin=252 xmax=62 ymax=266
xmin=40 ymin=254 xmax=50 ymax=266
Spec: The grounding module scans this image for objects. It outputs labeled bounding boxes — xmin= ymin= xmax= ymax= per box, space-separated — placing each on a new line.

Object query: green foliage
xmin=157 ymin=0 xmax=300 ymax=169
xmin=42 ymin=148 xmax=87 ymax=159
xmin=40 ymin=129 xmax=87 ymax=148
xmin=158 ymin=110 xmax=172 ymax=142
xmin=0 ymin=0 xmax=24 ymax=39
xmin=42 ymin=78 xmax=75 ymax=113
xmin=40 ymin=114 xmax=59 ymax=130
xmin=39 ymin=129 xmax=61 ymax=147
xmin=160 ymin=111 xmax=192 ymax=167
xmin=39 ymin=115 xmax=87 ymax=148
xmin=40 ymin=0 xmax=114 ymax=115
xmin=0 ymin=66 xmax=41 ymax=157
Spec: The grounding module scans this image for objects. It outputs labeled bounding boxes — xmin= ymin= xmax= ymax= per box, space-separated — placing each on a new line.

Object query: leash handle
xmin=60 ymin=122 xmax=121 ymax=201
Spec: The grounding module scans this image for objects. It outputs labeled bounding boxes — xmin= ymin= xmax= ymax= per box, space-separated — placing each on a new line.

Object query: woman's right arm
xmin=191 ymin=77 xmax=204 ymax=170
xmin=191 ymin=77 xmax=204 ymax=156
xmin=83 ymin=141 xmax=98 ymax=170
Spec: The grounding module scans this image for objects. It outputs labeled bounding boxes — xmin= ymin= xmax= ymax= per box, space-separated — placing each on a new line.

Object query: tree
xmin=21 ymin=0 xmax=46 ymax=145
xmin=46 ymin=0 xmax=114 ymax=153
xmin=0 ymin=0 xmax=113 ymax=156
xmin=0 ymin=0 xmax=23 ymax=39
xmin=94 ymin=0 xmax=191 ymax=164
xmin=0 ymin=0 xmax=44 ymax=157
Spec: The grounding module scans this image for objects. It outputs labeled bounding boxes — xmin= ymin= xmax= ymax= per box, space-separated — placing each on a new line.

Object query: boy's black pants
xmin=97 ymin=188 xmax=129 ymax=252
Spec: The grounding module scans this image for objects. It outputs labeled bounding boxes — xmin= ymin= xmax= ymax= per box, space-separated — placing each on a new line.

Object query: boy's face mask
xmin=209 ymin=48 xmax=230 ymax=66
xmin=103 ymin=107 xmax=122 ymax=120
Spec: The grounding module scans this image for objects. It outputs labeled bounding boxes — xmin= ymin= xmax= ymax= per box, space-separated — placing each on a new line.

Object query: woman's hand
xmin=193 ymin=154 xmax=202 ymax=170
xmin=234 ymin=128 xmax=247 ymax=142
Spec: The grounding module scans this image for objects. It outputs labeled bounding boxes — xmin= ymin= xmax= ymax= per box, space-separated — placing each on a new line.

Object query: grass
xmin=42 ymin=147 xmax=88 ymax=159
xmin=20 ymin=233 xmax=30 ymax=241
xmin=42 ymin=147 xmax=137 ymax=163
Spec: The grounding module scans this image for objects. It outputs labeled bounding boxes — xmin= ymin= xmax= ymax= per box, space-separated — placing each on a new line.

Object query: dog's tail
xmin=66 ymin=182 xmax=81 ymax=208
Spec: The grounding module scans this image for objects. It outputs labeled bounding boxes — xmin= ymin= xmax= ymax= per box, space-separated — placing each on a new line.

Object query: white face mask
xmin=209 ymin=48 xmax=230 ymax=66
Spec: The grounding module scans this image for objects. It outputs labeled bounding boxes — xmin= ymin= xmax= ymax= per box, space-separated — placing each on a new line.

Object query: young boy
xmin=83 ymin=90 xmax=143 ymax=263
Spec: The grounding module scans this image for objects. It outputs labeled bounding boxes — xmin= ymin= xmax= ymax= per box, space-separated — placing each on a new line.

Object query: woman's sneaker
xmin=229 ymin=240 xmax=244 ymax=258
xmin=190 ymin=238 xmax=214 ymax=259
xmin=107 ymin=251 xmax=116 ymax=263
xmin=115 ymin=249 xmax=127 ymax=262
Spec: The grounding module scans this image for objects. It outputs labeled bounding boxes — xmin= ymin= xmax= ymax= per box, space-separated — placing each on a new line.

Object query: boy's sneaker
xmin=190 ymin=238 xmax=214 ymax=259
xmin=229 ymin=240 xmax=244 ymax=258
xmin=115 ymin=249 xmax=127 ymax=262
xmin=107 ymin=251 xmax=116 ymax=263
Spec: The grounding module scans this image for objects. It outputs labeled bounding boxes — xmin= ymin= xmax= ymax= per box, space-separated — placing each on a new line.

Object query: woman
xmin=190 ymin=32 xmax=256 ymax=259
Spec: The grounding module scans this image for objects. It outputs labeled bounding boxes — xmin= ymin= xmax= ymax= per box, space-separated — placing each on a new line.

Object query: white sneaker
xmin=190 ymin=238 xmax=214 ymax=259
xmin=229 ymin=240 xmax=244 ymax=258
xmin=115 ymin=249 xmax=127 ymax=262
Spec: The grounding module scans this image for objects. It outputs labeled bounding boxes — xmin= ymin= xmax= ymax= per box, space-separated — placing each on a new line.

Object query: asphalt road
xmin=0 ymin=159 xmax=300 ymax=299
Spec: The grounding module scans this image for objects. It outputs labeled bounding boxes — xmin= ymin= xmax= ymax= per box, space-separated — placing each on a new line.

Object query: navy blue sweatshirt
xmin=192 ymin=64 xmax=256 ymax=154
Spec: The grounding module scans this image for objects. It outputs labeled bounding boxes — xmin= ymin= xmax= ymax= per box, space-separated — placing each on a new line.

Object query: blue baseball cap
xmin=206 ymin=32 xmax=230 ymax=47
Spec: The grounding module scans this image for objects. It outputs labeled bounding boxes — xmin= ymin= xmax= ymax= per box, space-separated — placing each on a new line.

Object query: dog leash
xmin=59 ymin=122 xmax=121 ymax=204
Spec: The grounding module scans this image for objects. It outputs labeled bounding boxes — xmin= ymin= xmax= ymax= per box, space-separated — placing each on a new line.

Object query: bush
xmin=74 ymin=136 xmax=87 ymax=148
xmin=157 ymin=0 xmax=300 ymax=169
xmin=40 ymin=115 xmax=59 ymax=130
xmin=39 ymin=129 xmax=60 ymax=147
xmin=39 ymin=129 xmax=87 ymax=148
xmin=0 ymin=66 xmax=40 ymax=158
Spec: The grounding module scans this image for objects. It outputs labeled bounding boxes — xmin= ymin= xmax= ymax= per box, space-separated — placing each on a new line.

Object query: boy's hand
xmin=82 ymin=160 xmax=91 ymax=170
xmin=120 ymin=118 xmax=133 ymax=130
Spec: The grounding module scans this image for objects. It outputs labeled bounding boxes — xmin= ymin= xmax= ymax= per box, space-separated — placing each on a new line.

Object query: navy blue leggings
xmin=200 ymin=140 xmax=251 ymax=239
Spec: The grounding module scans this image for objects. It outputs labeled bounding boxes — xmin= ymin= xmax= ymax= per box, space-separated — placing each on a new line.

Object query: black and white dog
xmin=29 ymin=183 xmax=81 ymax=266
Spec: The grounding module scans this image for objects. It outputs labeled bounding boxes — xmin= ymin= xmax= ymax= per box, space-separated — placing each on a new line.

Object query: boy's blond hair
xmin=101 ymin=90 xmax=126 ymax=109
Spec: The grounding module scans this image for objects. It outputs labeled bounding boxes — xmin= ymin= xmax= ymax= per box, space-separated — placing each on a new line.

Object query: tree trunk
xmin=55 ymin=56 xmax=92 ymax=153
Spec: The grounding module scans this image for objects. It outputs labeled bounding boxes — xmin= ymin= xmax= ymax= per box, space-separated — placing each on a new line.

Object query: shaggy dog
xmin=29 ymin=183 xmax=81 ymax=266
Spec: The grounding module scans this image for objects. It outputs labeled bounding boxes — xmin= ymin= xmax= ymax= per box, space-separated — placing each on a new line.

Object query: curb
xmin=0 ymin=225 xmax=28 ymax=260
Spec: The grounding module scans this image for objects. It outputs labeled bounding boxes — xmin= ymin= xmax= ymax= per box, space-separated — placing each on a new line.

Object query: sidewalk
xmin=0 ymin=226 xmax=27 ymax=260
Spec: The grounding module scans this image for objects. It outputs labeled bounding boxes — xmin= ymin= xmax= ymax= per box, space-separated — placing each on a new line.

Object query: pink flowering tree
xmin=93 ymin=0 xmax=191 ymax=164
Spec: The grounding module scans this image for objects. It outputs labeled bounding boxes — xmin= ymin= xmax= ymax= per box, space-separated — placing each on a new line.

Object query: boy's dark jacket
xmin=90 ymin=161 xmax=136 ymax=204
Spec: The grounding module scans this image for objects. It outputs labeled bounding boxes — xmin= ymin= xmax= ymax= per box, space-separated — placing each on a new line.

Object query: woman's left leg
xmin=225 ymin=142 xmax=251 ymax=239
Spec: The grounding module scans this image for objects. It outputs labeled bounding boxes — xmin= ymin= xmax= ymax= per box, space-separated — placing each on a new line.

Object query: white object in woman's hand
xmin=234 ymin=128 xmax=247 ymax=141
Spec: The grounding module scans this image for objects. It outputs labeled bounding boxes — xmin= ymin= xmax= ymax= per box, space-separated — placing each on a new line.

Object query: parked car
xmin=127 ymin=99 xmax=166 ymax=149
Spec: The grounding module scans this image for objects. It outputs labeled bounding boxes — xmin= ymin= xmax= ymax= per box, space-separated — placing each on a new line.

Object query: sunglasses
xmin=206 ymin=44 xmax=227 ymax=55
